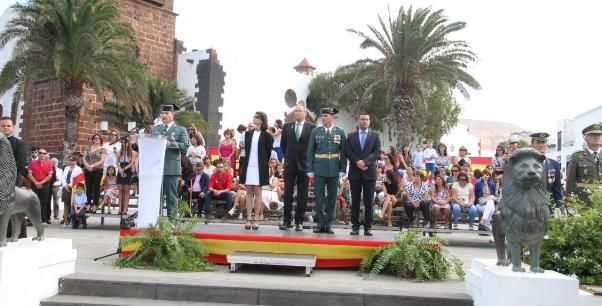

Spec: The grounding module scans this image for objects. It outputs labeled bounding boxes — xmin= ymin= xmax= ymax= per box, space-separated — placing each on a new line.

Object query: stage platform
xmin=120 ymin=223 xmax=396 ymax=268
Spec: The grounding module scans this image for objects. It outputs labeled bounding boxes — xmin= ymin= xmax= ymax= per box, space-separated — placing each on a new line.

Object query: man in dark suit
xmin=344 ymin=113 xmax=381 ymax=236
xmin=530 ymin=132 xmax=563 ymax=213
xmin=279 ymin=104 xmax=315 ymax=231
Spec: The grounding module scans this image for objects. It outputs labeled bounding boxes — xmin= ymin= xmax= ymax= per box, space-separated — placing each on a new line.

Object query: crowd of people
xmin=1 ymin=105 xmax=600 ymax=236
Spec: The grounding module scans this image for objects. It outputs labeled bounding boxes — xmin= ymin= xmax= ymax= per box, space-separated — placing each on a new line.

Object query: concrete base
xmin=467 ymin=258 xmax=588 ymax=306
xmin=0 ymin=238 xmax=77 ymax=306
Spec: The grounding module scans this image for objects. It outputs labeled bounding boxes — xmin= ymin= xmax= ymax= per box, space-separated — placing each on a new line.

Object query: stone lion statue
xmin=492 ymin=148 xmax=550 ymax=272
xmin=0 ymin=133 xmax=44 ymax=247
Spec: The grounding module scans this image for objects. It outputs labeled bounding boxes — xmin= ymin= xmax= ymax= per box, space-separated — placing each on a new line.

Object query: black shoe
xmin=295 ymin=224 xmax=303 ymax=232
xmin=313 ymin=227 xmax=324 ymax=233
xmin=59 ymin=219 xmax=65 ymax=225
xmin=324 ymin=227 xmax=335 ymax=234
xmin=82 ymin=224 xmax=87 ymax=229
xmin=45 ymin=220 xmax=51 ymax=225
xmin=364 ymin=230 xmax=373 ymax=236
xmin=279 ymin=222 xmax=291 ymax=231
xmin=350 ymin=229 xmax=360 ymax=236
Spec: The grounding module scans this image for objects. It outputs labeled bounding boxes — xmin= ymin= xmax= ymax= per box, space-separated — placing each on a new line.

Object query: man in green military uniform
xmin=566 ymin=123 xmax=602 ymax=204
xmin=151 ymin=104 xmax=189 ymax=218
xmin=307 ymin=107 xmax=347 ymax=234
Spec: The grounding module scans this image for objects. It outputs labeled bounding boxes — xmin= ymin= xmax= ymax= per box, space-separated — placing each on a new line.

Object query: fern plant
xmin=115 ymin=202 xmax=215 ymax=272
xmin=360 ymin=230 xmax=464 ymax=281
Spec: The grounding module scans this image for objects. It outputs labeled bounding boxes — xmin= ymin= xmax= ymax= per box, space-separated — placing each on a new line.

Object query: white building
xmin=0 ymin=7 xmax=24 ymax=137
xmin=554 ymin=105 xmax=602 ymax=171
xmin=176 ymin=49 xmax=211 ymax=111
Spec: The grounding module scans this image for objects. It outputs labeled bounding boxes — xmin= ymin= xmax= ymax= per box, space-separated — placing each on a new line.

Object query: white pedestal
xmin=0 ymin=238 xmax=77 ymax=306
xmin=466 ymin=258 xmax=590 ymax=306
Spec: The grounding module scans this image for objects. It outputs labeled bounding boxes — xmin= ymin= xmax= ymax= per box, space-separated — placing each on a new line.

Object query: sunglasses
xmin=188 ymin=129 xmax=195 ymax=131
xmin=39 ymin=152 xmax=47 ymax=154
xmin=452 ymin=170 xmax=459 ymax=172
xmin=93 ymin=137 xmax=101 ymax=140
xmin=110 ymin=133 xmax=118 ymax=136
xmin=458 ymin=178 xmax=467 ymax=181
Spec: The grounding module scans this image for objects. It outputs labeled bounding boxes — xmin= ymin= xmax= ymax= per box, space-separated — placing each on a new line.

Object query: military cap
xmin=582 ymin=123 xmax=602 ymax=135
xmin=530 ymin=132 xmax=550 ymax=139
xmin=160 ymin=104 xmax=180 ymax=112
xmin=320 ymin=107 xmax=338 ymax=115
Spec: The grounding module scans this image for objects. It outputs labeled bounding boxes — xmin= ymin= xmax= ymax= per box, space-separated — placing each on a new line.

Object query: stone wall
xmin=20 ymin=0 xmax=177 ymax=158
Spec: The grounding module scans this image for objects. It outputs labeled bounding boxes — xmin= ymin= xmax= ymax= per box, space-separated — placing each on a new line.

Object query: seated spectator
xmin=204 ymin=161 xmax=233 ymax=217
xmin=261 ymin=172 xmax=284 ymax=217
xmin=403 ymin=171 xmax=431 ymax=227
xmin=384 ymin=153 xmax=397 ymax=173
xmin=202 ymin=156 xmax=215 ymax=177
xmin=451 ymin=171 xmax=477 ymax=230
xmin=96 ymin=165 xmax=119 ymax=213
xmin=477 ymin=184 xmax=497 ymax=231
xmin=223 ymin=158 xmax=234 ymax=177
xmin=187 ymin=123 xmax=206 ymax=147
xmin=228 ymin=178 xmax=246 ymax=219
xmin=380 ymin=170 xmax=399 ymax=227
xmin=430 ymin=174 xmax=451 ymax=229
xmin=448 ymin=164 xmax=460 ymax=187
xmin=336 ymin=177 xmax=351 ymax=225
xmin=70 ymin=183 xmax=88 ymax=229
xmin=184 ymin=163 xmax=209 ymax=216
xmin=474 ymin=169 xmax=496 ymax=204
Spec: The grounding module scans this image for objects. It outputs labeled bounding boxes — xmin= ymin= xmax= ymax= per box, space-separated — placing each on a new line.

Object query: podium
xmin=135 ymin=134 xmax=166 ymax=228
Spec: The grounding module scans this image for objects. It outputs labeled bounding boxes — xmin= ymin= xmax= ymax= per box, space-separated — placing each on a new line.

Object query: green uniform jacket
xmin=151 ymin=123 xmax=189 ymax=176
xmin=306 ymin=126 xmax=347 ymax=177
xmin=566 ymin=149 xmax=601 ymax=197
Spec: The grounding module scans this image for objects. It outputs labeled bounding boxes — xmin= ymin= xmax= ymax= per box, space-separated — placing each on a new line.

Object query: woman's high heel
xmin=245 ymin=221 xmax=252 ymax=230
xmin=251 ymin=220 xmax=259 ymax=230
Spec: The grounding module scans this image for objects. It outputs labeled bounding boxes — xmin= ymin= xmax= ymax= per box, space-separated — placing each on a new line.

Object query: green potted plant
xmin=360 ymin=229 xmax=464 ymax=281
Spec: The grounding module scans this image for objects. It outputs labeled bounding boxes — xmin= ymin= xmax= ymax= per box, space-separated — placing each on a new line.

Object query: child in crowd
xmin=412 ymin=143 xmax=424 ymax=171
xmin=336 ymin=177 xmax=351 ymax=225
xmin=70 ymin=183 xmax=88 ymax=229
xmin=97 ymin=165 xmax=119 ymax=213
xmin=423 ymin=140 xmax=437 ymax=177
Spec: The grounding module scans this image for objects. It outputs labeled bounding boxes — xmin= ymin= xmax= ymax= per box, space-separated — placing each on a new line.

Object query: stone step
xmin=41 ymin=295 xmax=254 ymax=306
xmin=53 ymin=273 xmax=473 ymax=306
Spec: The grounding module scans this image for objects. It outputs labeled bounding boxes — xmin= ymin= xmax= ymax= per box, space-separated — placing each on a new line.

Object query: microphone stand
xmin=94 ymin=126 xmax=139 ymax=261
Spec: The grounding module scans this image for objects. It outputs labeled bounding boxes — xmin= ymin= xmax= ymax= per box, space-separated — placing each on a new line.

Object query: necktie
xmin=326 ymin=128 xmax=331 ymax=138
xmin=295 ymin=123 xmax=301 ymax=141
xmin=163 ymin=124 xmax=168 ymax=133
xmin=360 ymin=130 xmax=366 ymax=150
xmin=66 ymin=170 xmax=72 ymax=184
xmin=594 ymin=151 xmax=599 ymax=164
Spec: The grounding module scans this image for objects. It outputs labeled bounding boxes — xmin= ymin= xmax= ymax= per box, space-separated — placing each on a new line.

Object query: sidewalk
xmin=38 ymin=217 xmax=494 ymax=298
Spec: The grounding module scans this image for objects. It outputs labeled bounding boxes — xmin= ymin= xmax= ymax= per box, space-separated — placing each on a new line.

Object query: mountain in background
xmin=459 ymin=119 xmax=534 ymax=152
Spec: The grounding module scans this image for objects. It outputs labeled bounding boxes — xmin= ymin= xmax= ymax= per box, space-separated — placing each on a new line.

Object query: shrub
xmin=540 ymin=190 xmax=602 ymax=285
xmin=360 ymin=230 xmax=464 ymax=281
xmin=115 ymin=202 xmax=215 ymax=272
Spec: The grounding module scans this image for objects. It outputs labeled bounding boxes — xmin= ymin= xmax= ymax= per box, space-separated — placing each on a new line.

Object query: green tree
xmin=346 ymin=6 xmax=480 ymax=151
xmin=307 ymin=65 xmax=390 ymax=131
xmin=0 ymin=0 xmax=145 ymax=160
xmin=103 ymin=76 xmax=193 ymax=129
xmin=414 ymin=84 xmax=462 ymax=142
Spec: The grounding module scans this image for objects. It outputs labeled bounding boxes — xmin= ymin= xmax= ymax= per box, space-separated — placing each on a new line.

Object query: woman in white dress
xmin=239 ymin=111 xmax=274 ymax=230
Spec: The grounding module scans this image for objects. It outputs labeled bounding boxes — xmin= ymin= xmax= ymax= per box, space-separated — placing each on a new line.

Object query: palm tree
xmin=0 ymin=0 xmax=145 ymax=160
xmin=103 ymin=76 xmax=193 ymax=129
xmin=345 ymin=6 xmax=480 ymax=151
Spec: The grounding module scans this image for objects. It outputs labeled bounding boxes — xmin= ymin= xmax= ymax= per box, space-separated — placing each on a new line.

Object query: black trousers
xmin=404 ymin=200 xmax=431 ymax=225
xmin=350 ymin=178 xmax=375 ymax=231
xmin=85 ymin=169 xmax=103 ymax=206
xmin=33 ymin=182 xmax=50 ymax=222
xmin=283 ymin=171 xmax=309 ymax=225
